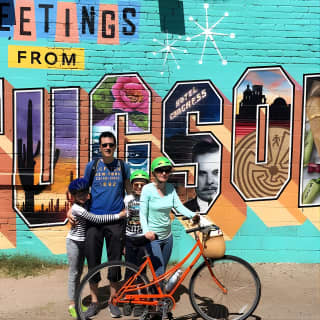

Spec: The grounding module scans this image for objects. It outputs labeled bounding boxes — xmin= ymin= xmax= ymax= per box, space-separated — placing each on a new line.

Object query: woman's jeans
xmin=146 ymin=234 xmax=173 ymax=277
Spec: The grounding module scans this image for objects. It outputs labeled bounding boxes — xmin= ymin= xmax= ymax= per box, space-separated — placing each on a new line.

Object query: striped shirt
xmin=124 ymin=194 xmax=143 ymax=236
xmin=67 ymin=203 xmax=121 ymax=242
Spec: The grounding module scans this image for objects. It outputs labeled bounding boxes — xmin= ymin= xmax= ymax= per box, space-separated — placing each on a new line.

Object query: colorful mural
xmin=163 ymin=81 xmax=223 ymax=214
xmin=232 ymin=67 xmax=294 ymax=200
xmin=0 ymin=0 xmax=319 ymax=263
xmin=300 ymin=74 xmax=320 ymax=206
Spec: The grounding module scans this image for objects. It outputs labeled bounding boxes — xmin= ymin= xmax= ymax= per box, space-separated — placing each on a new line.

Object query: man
xmin=74 ymin=131 xmax=131 ymax=318
xmin=184 ymin=140 xmax=220 ymax=213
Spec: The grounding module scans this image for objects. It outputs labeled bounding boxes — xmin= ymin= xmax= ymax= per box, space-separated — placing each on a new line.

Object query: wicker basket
xmin=202 ymin=227 xmax=226 ymax=259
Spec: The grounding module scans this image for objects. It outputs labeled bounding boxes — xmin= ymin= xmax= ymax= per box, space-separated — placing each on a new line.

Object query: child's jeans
xmin=66 ymin=238 xmax=85 ymax=300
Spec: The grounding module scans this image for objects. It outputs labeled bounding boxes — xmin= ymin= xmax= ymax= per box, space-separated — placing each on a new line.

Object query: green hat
xmin=151 ymin=157 xmax=172 ymax=172
xmin=130 ymin=170 xmax=150 ymax=183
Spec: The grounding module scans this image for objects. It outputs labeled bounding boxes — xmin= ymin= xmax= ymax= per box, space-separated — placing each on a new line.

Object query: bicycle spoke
xmin=189 ymin=256 xmax=261 ymax=320
xmin=75 ymin=261 xmax=150 ymax=320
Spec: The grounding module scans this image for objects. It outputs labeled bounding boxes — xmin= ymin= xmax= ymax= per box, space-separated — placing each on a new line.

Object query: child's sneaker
xmin=81 ymin=304 xmax=88 ymax=312
xmin=122 ymin=303 xmax=132 ymax=316
xmin=133 ymin=305 xmax=145 ymax=317
xmin=68 ymin=305 xmax=77 ymax=318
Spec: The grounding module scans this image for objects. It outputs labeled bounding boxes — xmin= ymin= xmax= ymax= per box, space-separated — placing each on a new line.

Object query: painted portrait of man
xmin=184 ymin=139 xmax=221 ymax=213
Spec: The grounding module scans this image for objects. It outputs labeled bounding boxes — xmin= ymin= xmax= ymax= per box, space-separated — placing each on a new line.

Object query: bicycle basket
xmin=202 ymin=227 xmax=225 ymax=259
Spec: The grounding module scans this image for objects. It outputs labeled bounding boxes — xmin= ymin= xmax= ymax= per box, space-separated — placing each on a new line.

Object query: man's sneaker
xmin=133 ymin=305 xmax=145 ymax=317
xmin=108 ymin=303 xmax=122 ymax=318
xmin=68 ymin=305 xmax=77 ymax=318
xmin=84 ymin=302 xmax=99 ymax=318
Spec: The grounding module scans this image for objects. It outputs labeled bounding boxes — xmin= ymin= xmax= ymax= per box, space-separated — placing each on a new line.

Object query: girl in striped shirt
xmin=66 ymin=178 xmax=125 ymax=318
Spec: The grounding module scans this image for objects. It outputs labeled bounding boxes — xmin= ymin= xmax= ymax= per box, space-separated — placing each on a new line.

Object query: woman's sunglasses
xmin=155 ymin=167 xmax=172 ymax=174
xmin=101 ymin=143 xmax=115 ymax=148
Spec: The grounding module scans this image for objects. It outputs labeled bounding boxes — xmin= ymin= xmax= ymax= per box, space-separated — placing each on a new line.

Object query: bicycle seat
xmin=130 ymin=234 xmax=158 ymax=247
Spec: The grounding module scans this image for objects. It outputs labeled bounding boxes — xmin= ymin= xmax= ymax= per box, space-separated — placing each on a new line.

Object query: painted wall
xmin=0 ymin=0 xmax=319 ymax=263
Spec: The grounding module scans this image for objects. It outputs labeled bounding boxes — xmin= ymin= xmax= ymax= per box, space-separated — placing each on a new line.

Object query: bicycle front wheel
xmin=75 ymin=261 xmax=150 ymax=320
xmin=189 ymin=255 xmax=261 ymax=320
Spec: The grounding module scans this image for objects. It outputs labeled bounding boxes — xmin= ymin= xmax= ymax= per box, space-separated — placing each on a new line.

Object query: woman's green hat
xmin=151 ymin=157 xmax=172 ymax=172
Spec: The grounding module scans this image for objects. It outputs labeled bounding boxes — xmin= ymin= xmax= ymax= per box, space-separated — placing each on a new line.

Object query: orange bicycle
xmin=76 ymin=221 xmax=261 ymax=320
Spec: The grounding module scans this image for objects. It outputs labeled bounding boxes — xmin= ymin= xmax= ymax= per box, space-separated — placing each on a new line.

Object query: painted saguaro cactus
xmin=17 ymin=99 xmax=60 ymax=214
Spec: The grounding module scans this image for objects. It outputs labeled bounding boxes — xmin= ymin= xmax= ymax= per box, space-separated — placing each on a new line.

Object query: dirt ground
xmin=1 ymin=263 xmax=319 ymax=320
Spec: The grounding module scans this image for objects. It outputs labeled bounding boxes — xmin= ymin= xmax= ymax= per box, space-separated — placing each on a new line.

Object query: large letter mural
xmin=300 ymin=74 xmax=320 ymax=207
xmin=232 ymin=67 xmax=294 ymax=200
xmin=162 ymin=80 xmax=222 ymax=214
xmin=1 ymin=66 xmax=319 ymax=255
xmin=89 ymin=73 xmax=151 ymax=173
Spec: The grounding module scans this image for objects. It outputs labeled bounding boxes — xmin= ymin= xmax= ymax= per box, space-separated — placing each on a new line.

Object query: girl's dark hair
xmin=68 ymin=178 xmax=89 ymax=196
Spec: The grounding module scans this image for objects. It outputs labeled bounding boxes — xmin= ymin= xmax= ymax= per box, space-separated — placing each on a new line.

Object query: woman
xmin=139 ymin=156 xmax=196 ymax=277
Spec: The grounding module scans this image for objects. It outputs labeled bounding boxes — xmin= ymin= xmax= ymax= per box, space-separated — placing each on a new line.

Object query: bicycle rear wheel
xmin=189 ymin=255 xmax=261 ymax=320
xmin=75 ymin=261 xmax=150 ymax=320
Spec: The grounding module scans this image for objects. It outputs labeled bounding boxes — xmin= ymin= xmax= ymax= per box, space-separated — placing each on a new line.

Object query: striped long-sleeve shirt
xmin=67 ymin=203 xmax=121 ymax=242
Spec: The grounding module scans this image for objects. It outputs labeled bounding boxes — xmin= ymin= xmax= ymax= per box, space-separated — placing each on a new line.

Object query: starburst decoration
xmin=187 ymin=3 xmax=235 ymax=65
xmin=152 ymin=33 xmax=187 ymax=75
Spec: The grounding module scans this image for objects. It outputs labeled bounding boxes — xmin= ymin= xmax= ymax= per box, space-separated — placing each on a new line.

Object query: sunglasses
xmin=101 ymin=143 xmax=115 ymax=148
xmin=155 ymin=167 xmax=172 ymax=174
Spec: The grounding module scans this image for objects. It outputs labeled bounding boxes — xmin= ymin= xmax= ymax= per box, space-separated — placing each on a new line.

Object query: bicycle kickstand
xmin=161 ymin=303 xmax=173 ymax=320
xmin=166 ymin=311 xmax=173 ymax=320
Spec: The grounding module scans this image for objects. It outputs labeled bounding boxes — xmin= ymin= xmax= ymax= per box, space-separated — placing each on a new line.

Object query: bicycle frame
xmin=114 ymin=232 xmax=227 ymax=311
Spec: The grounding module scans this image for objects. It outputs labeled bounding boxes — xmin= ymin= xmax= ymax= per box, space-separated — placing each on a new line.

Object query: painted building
xmin=0 ymin=0 xmax=319 ymax=263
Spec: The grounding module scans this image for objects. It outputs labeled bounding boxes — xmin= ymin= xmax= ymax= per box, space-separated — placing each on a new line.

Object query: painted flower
xmin=112 ymin=77 xmax=149 ymax=114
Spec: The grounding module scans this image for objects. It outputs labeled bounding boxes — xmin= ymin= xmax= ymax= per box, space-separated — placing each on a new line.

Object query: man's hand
xmin=119 ymin=209 xmax=126 ymax=218
xmin=144 ymin=231 xmax=156 ymax=241
xmin=67 ymin=207 xmax=77 ymax=226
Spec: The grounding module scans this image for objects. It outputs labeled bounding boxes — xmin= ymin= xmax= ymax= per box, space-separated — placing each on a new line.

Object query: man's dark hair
xmin=99 ymin=131 xmax=117 ymax=145
xmin=192 ymin=140 xmax=219 ymax=162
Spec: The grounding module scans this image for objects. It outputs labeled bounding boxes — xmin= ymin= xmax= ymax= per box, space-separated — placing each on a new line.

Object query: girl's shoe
xmin=68 ymin=304 xmax=88 ymax=318
xmin=68 ymin=305 xmax=77 ymax=318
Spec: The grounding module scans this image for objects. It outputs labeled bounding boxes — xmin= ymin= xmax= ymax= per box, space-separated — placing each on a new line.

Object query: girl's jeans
xmin=66 ymin=238 xmax=85 ymax=301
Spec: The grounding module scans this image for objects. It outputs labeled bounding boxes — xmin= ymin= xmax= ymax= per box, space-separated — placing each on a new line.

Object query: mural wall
xmin=0 ymin=0 xmax=319 ymax=263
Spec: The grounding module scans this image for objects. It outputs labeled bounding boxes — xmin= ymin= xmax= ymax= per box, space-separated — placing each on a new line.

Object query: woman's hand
xmin=145 ymin=231 xmax=156 ymax=241
xmin=192 ymin=214 xmax=200 ymax=225
xmin=67 ymin=207 xmax=77 ymax=226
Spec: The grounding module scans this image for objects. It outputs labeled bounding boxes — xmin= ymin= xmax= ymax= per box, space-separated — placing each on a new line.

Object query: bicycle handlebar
xmin=185 ymin=224 xmax=218 ymax=234
xmin=182 ymin=216 xmax=220 ymax=234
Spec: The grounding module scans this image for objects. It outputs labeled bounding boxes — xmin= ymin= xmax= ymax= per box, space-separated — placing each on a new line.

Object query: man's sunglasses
xmin=101 ymin=143 xmax=115 ymax=148
xmin=155 ymin=167 xmax=172 ymax=174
